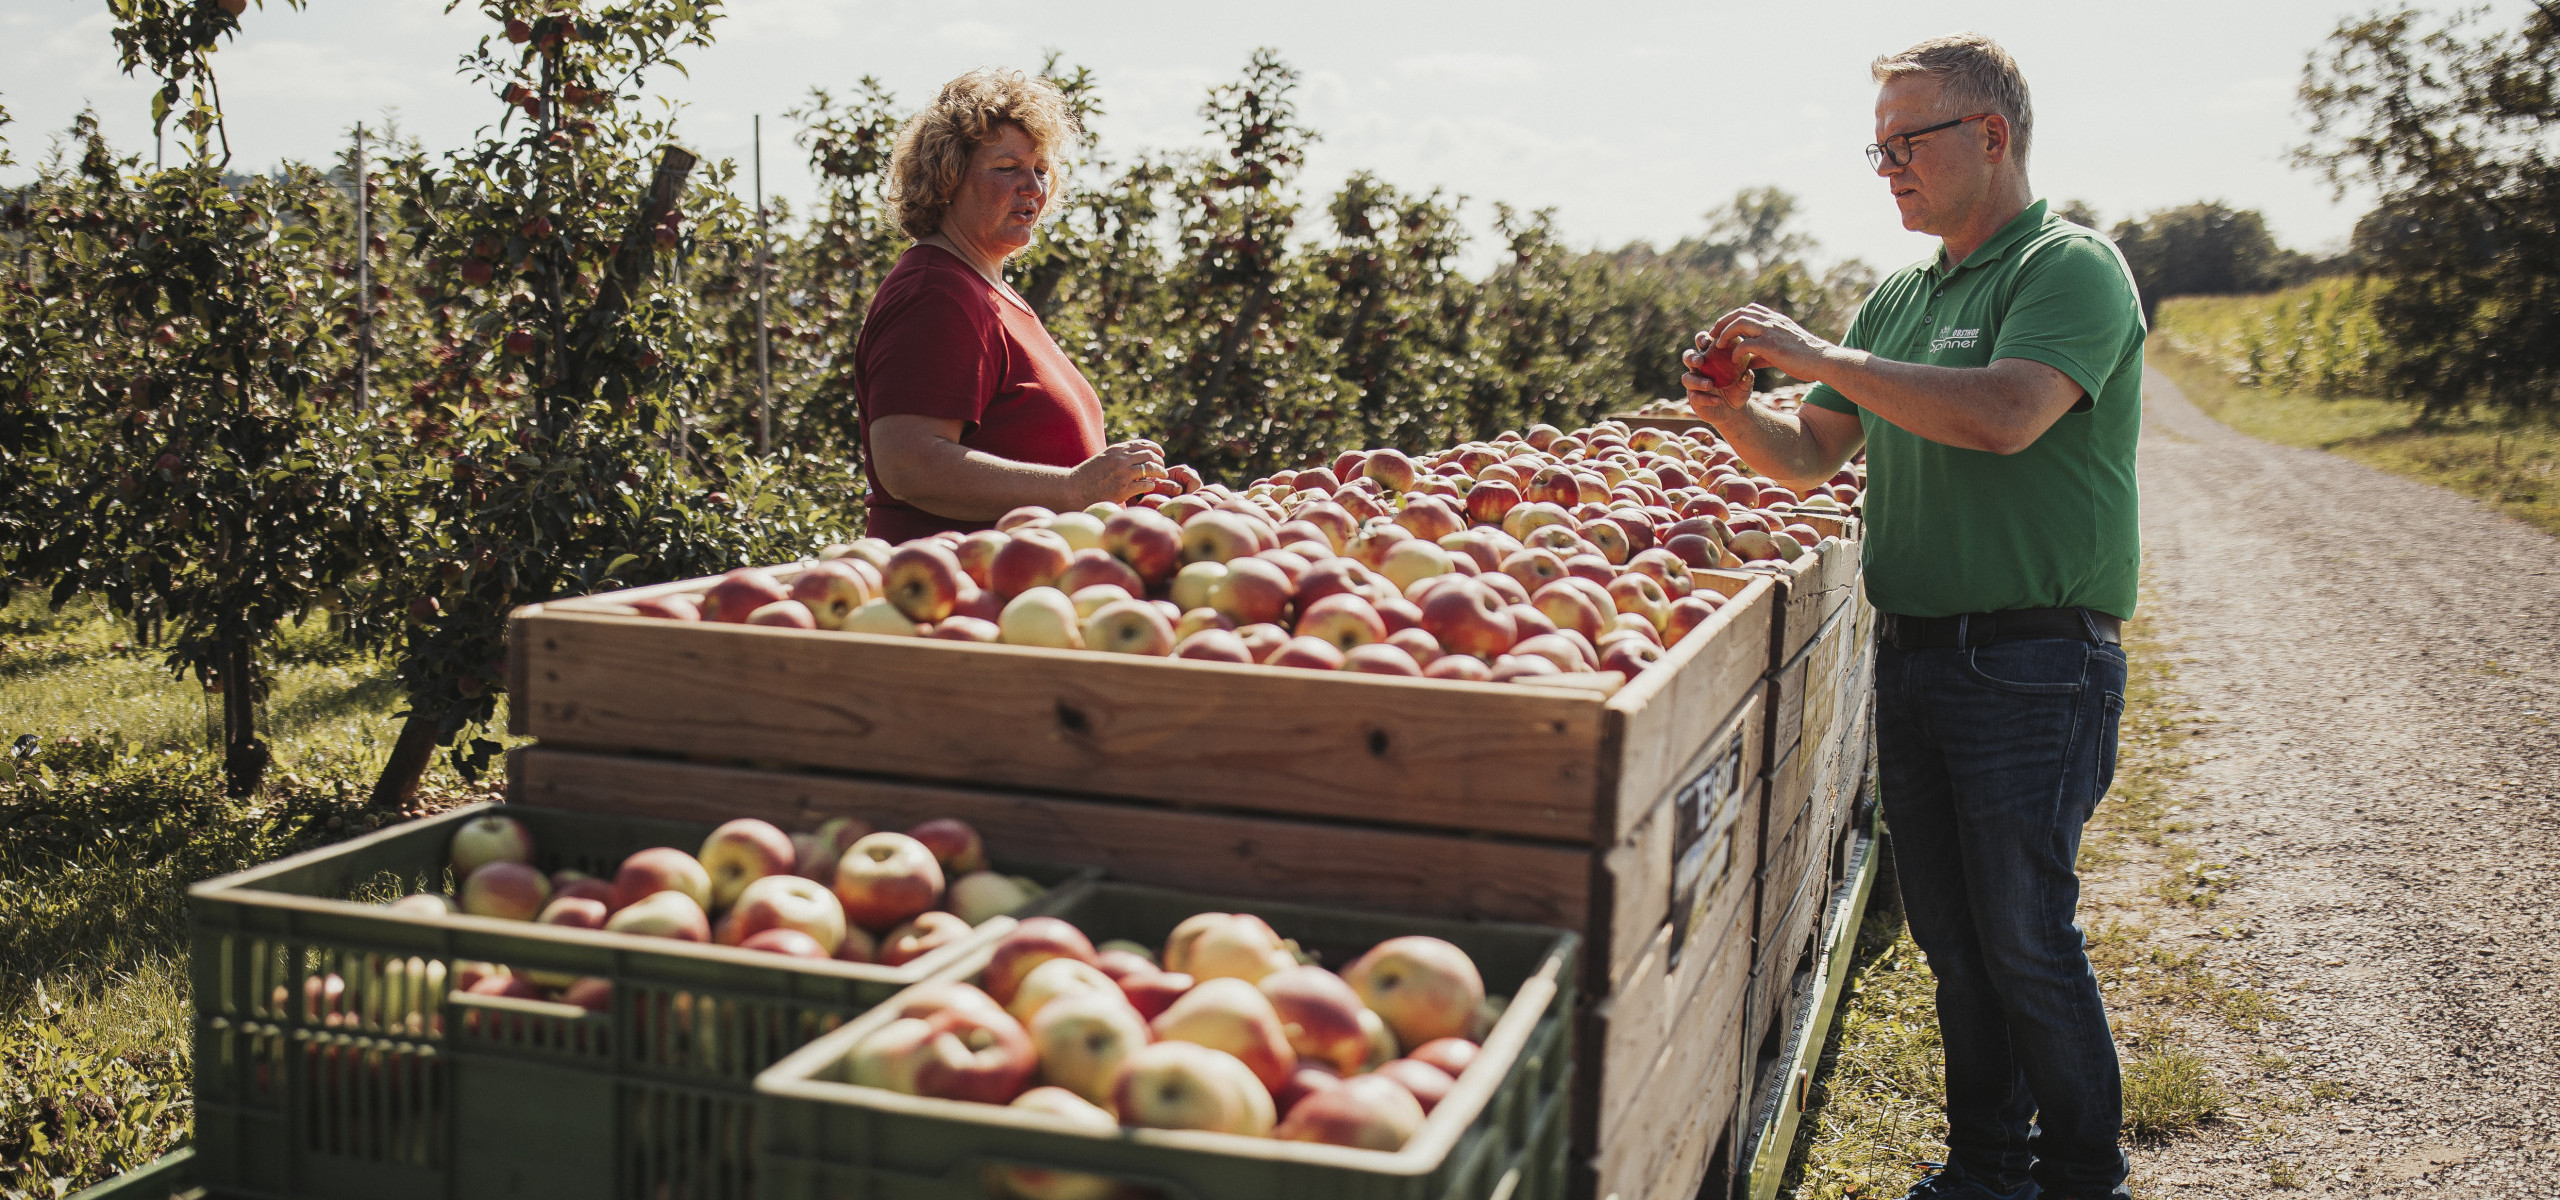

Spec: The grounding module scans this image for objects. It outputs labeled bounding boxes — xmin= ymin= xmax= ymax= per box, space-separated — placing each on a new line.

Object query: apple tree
xmin=363 ymin=0 xmax=837 ymax=802
xmin=1145 ymin=49 xmax=1352 ymax=481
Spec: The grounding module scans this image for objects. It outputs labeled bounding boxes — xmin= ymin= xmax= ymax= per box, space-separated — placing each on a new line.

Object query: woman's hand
xmin=1068 ymin=439 xmax=1168 ymax=506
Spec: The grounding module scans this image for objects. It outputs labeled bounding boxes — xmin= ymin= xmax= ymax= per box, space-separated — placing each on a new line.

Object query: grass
xmin=0 ymin=594 xmax=499 ymax=1195
xmin=1782 ymin=604 xmax=2256 ymax=1198
xmin=2149 ymin=293 xmax=2560 ymax=539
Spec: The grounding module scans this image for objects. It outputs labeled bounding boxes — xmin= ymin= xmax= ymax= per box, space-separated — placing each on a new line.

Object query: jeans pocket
xmin=1959 ymin=638 xmax=2090 ymax=696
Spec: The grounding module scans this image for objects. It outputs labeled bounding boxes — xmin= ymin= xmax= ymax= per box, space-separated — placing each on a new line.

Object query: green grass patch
xmin=0 ymin=595 xmax=499 ymax=1195
xmin=1780 ymin=911 xmax=1947 ymax=1200
xmin=2148 ymin=338 xmax=2560 ymax=539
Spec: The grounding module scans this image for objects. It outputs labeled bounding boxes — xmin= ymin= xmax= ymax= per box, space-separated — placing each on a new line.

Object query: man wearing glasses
xmin=1681 ymin=33 xmax=2142 ymax=1200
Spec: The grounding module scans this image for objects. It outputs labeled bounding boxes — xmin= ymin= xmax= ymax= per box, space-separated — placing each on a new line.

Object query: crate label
xmin=1668 ymin=727 xmax=1749 ymax=963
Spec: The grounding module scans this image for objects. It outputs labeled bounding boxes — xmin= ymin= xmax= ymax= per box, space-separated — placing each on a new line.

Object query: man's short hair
xmin=1871 ymin=33 xmax=2034 ymax=168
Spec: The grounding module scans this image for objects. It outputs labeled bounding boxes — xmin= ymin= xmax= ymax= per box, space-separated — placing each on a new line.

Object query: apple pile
xmin=386 ymin=812 xmax=1041 ymax=1010
xmin=633 ymin=419 xmax=1859 ymax=685
xmin=841 ymin=910 xmax=1496 ymax=1174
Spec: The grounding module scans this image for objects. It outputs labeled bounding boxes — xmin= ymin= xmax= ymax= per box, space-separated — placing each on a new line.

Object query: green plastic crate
xmin=188 ymin=801 xmax=1090 ymax=1200
xmin=755 ymin=882 xmax=1578 ymax=1200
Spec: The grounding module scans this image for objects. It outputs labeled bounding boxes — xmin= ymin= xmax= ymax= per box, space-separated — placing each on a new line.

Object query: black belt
xmin=1881 ymin=607 xmax=2122 ymax=650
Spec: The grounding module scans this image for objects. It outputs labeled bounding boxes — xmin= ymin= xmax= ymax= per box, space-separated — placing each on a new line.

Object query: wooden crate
xmin=512 ymin=571 xmax=1776 ymax=849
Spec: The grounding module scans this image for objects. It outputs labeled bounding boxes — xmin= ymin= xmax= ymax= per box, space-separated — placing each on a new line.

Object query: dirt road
xmin=2124 ymin=365 xmax=2560 ymax=1194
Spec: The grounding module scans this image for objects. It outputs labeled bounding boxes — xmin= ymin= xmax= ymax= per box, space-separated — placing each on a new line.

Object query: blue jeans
xmin=1877 ymin=634 xmax=2131 ymax=1199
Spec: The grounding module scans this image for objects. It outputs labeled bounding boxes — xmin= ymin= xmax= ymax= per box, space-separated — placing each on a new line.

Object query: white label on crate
xmin=1669 ymin=728 xmax=1749 ymax=964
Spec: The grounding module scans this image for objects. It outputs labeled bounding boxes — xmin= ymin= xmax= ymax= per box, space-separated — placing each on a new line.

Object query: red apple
xmin=1662 ymin=595 xmax=1720 ymax=646
xmin=996 ymin=505 xmax=1055 ymax=531
xmin=1530 ymin=580 xmax=1610 ymax=644
xmin=882 ymin=543 xmax=970 ymax=623
xmin=1258 ymin=965 xmax=1373 ymax=1074
xmin=1417 ymin=578 xmax=1517 ymax=660
xmin=1056 ymin=547 xmax=1145 ymax=598
xmin=733 ymin=927 xmax=829 ymax=958
xmin=1113 ymin=1040 xmax=1277 ymax=1136
xmin=1362 ymin=449 xmax=1418 ymax=493
xmin=449 ymin=814 xmax=534 ymax=883
xmin=460 ymin=861 xmax=551 ymax=921
xmin=718 ymin=873 xmax=848 ymax=953
xmin=878 ymin=910 xmax=973 ymax=967
xmin=1345 ymin=936 xmax=1485 ymax=1048
xmin=1273 ymin=1072 xmax=1427 ymax=1151
xmin=609 ymin=846 xmax=712 ymax=913
xmin=699 ymin=817 xmax=795 ymax=910
xmin=1029 ymin=987 xmax=1152 ymax=1107
xmin=1374 ymin=1057 xmax=1456 ymax=1112
xmin=1601 ymin=636 xmax=1666 ymax=675
xmin=1295 ymin=593 xmax=1386 ymax=653
xmin=834 ymin=831 xmax=946 ymax=931
xmin=1236 ymin=623 xmax=1291 ymax=662
xmin=787 ymin=561 xmax=874 ymax=629
xmin=1407 ymin=1037 xmax=1480 ymax=1078
xmin=701 ymin=567 xmax=790 ymax=623
xmin=1344 ymin=643 xmax=1422 ymax=676
xmin=537 ymin=894 xmax=608 ymax=930
xmin=1175 ymin=628 xmax=1255 ymax=662
xmin=1424 ymin=654 xmax=1491 ymax=681
xmin=1119 ymin=970 xmax=1195 ymax=1022
xmin=1464 ymin=479 xmax=1522 ymax=528
xmin=987 ymin=528 xmax=1075 ymax=599
xmin=983 ymin=917 xmax=1102 ymax=1007
xmin=1608 ymin=572 xmax=1671 ymax=630
xmin=1386 ymin=626 xmax=1443 ymax=666
xmin=905 ymin=817 xmax=987 ymax=874
xmin=1103 ymin=507 xmax=1185 ymax=587
xmin=1211 ymin=556 xmax=1294 ymax=626
xmin=1151 ymin=977 xmax=1298 ymax=1093
xmin=630 ymin=594 xmax=701 ymax=620
xmin=1181 ymin=511 xmax=1258 ymax=564
xmin=1083 ymin=598 xmax=1178 ymax=656
xmin=604 ymin=889 xmax=711 ymax=941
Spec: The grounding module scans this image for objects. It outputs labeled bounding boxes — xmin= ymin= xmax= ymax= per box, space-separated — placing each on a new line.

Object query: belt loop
xmin=1955 ymin=614 xmax=1970 ymax=649
xmin=2076 ymin=607 xmax=2097 ymax=642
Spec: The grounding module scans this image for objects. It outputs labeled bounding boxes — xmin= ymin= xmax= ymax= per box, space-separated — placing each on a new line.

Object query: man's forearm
xmin=1812 ymin=348 xmax=2066 ymax=456
xmin=1697 ymin=401 xmax=1841 ymax=492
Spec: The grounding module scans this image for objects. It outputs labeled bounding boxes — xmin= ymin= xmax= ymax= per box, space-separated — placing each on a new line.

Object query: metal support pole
xmin=353 ymin=125 xmax=371 ymax=409
xmin=753 ymin=114 xmax=773 ymax=456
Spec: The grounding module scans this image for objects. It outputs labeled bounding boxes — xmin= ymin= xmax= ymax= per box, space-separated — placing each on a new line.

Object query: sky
xmin=3 ymin=0 xmax=2531 ymax=276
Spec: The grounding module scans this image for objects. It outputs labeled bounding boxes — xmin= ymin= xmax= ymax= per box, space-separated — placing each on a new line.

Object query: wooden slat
xmin=509 ymin=749 xmax=1591 ymax=929
xmin=1586 ymin=914 xmax=1752 ymax=1200
xmin=1590 ymin=821 xmax=1756 ymax=1138
xmin=512 ymin=609 xmax=1606 ymax=842
xmin=1595 ymin=694 xmax=1765 ymax=993
xmin=1602 ymin=575 xmax=1775 ymax=846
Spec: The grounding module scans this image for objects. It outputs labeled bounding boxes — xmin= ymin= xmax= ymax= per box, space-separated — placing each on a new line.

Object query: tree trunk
xmin=369 ymin=709 xmax=442 ymax=810
xmin=219 ymin=642 xmax=268 ymax=797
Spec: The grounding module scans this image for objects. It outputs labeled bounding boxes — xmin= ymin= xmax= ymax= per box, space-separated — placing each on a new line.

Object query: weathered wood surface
xmin=1583 ymin=912 xmax=1752 ymax=1200
xmin=513 ymin=608 xmax=1607 ymax=842
xmin=510 ymin=749 xmax=1592 ymax=929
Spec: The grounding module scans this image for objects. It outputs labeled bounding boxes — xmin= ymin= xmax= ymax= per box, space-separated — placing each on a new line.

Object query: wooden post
xmin=754 ymin=114 xmax=772 ymax=456
xmin=353 ymin=124 xmax=371 ymax=410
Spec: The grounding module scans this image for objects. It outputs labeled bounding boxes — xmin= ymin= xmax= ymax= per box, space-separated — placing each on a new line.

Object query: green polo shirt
xmin=1805 ymin=200 xmax=2145 ymax=620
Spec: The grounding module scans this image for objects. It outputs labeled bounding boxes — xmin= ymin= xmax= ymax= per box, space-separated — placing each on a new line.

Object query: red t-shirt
xmin=854 ymin=244 xmax=1107 ymax=542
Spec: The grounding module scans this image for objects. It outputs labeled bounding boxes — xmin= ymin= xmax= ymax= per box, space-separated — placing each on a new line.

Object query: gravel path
xmin=2122 ymin=364 xmax=2560 ymax=1195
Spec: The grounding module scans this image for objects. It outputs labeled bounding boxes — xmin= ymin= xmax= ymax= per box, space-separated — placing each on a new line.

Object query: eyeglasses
xmin=1866 ymin=113 xmax=1992 ymax=170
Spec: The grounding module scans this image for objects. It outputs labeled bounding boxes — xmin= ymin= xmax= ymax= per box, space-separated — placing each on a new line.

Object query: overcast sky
xmin=5 ymin=0 xmax=2529 ymax=276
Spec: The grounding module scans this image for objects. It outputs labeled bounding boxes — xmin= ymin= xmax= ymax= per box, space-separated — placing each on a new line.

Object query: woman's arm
xmin=870 ymin=414 xmax=1164 ymax=521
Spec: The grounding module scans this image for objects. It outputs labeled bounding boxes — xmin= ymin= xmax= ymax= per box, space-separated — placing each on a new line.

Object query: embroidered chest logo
xmin=1928 ymin=324 xmax=1982 ymax=351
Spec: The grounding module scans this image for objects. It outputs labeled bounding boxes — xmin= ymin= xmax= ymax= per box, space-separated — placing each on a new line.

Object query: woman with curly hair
xmin=853 ymin=68 xmax=1165 ymax=541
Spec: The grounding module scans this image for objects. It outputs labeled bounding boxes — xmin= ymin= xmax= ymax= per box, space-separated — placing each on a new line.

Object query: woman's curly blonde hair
xmin=887 ymin=69 xmax=1079 ymax=241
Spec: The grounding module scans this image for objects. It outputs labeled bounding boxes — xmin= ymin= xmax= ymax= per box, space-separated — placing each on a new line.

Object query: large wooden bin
xmin=507 ymin=539 xmax=1832 ymax=1200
